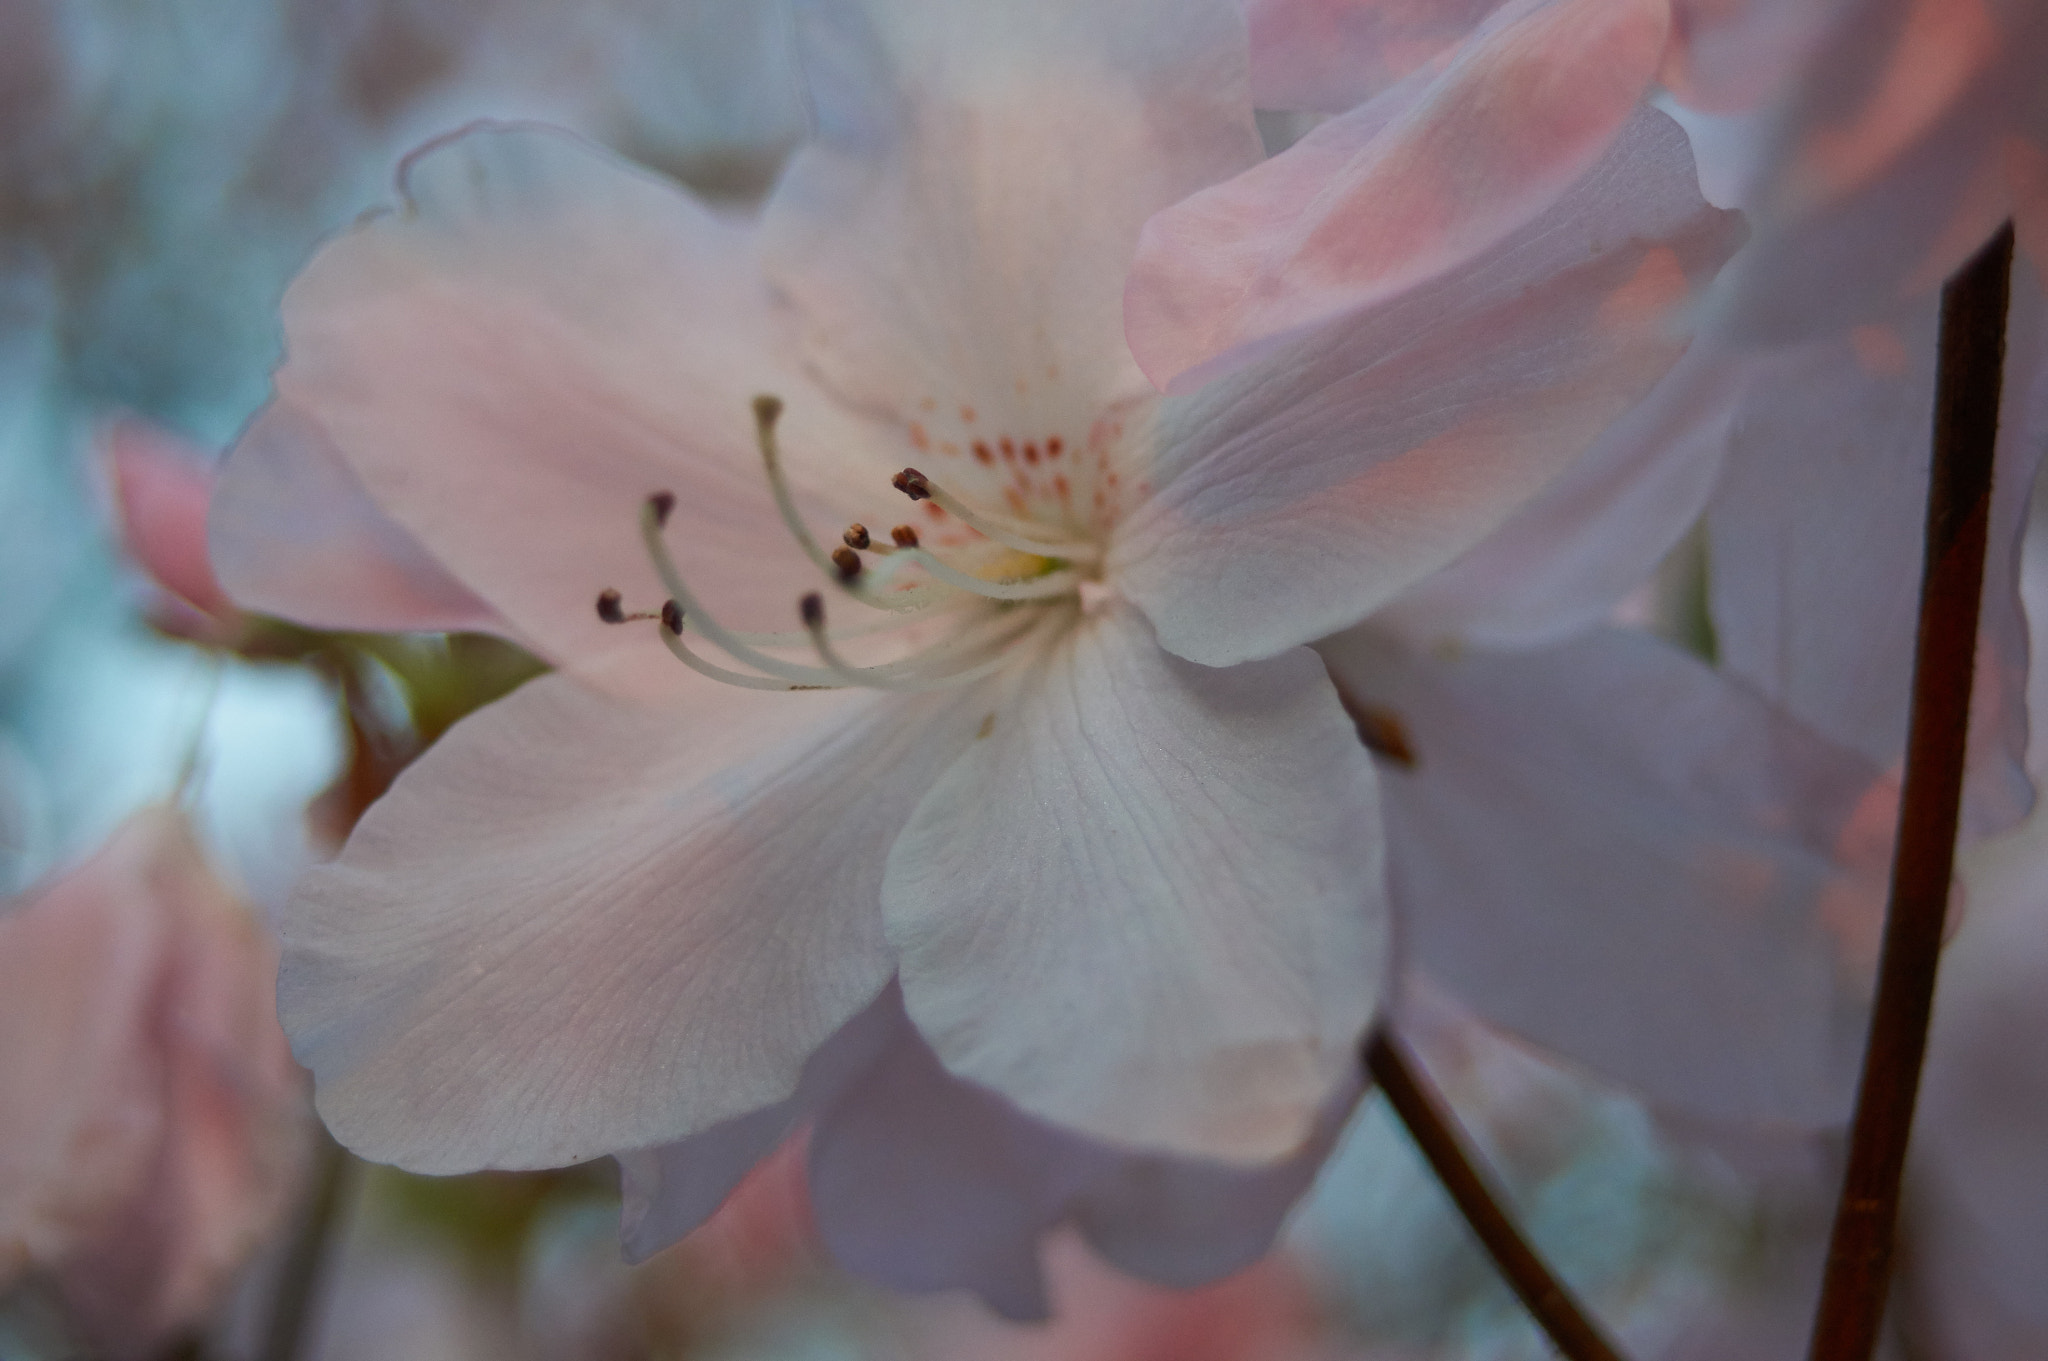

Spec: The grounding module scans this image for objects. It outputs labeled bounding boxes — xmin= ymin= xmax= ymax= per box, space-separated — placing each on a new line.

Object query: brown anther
xmin=596 ymin=588 xmax=627 ymax=624
xmin=831 ymin=545 xmax=864 ymax=580
xmin=800 ymin=592 xmax=826 ymax=628
xmin=890 ymin=524 xmax=920 ymax=548
xmin=660 ymin=599 xmax=684 ymax=634
xmin=753 ymin=393 xmax=784 ymax=426
xmin=842 ymin=523 xmax=872 ymax=550
xmin=1338 ymin=691 xmax=1419 ymax=770
xmin=892 ymin=468 xmax=932 ymax=501
xmin=648 ymin=491 xmax=676 ymax=527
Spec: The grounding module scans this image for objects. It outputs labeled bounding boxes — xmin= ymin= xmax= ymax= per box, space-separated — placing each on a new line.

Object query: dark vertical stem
xmin=258 ymin=1132 xmax=354 ymax=1361
xmin=1807 ymin=223 xmax=2015 ymax=1361
xmin=1366 ymin=1029 xmax=1628 ymax=1361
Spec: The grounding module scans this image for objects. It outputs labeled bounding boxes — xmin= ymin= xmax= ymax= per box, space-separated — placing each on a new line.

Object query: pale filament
xmin=639 ymin=499 xmax=1044 ymax=692
xmin=754 ymin=395 xmax=944 ymax=614
xmin=616 ymin=395 xmax=1097 ymax=694
xmin=801 ymin=595 xmax=1051 ymax=693
xmin=910 ymin=473 xmax=1101 ymax=564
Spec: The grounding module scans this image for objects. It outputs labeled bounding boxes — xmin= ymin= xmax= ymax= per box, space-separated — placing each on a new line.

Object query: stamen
xmin=890 ymin=466 xmax=1102 ymax=564
xmin=654 ymin=603 xmax=837 ymax=691
xmin=650 ymin=491 xmax=676 ymax=527
xmin=798 ymin=591 xmax=1049 ymax=692
xmin=641 ymin=497 xmax=853 ymax=686
xmin=843 ymin=524 xmax=872 ymax=550
xmin=752 ymin=398 xmax=938 ymax=612
xmin=596 ymin=588 xmax=662 ymax=624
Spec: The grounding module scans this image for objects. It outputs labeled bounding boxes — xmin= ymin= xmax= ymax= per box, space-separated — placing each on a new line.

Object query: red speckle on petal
xmin=973 ymin=441 xmax=994 ymax=465
xmin=1023 ymin=442 xmax=1041 ymax=465
xmin=1053 ymin=474 xmax=1069 ymax=499
xmin=1004 ymin=488 xmax=1027 ymax=515
xmin=960 ymin=404 xmax=977 ymax=423
xmin=924 ymin=501 xmax=945 ymax=519
xmin=1046 ymin=436 xmax=1063 ymax=458
xmin=940 ymin=440 xmax=960 ymax=457
xmin=908 ymin=422 xmax=929 ymax=451
xmin=999 ymin=437 xmax=1016 ymax=462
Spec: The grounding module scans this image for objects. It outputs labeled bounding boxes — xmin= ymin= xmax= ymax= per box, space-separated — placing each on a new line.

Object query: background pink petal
xmin=104 ymin=418 xmax=235 ymax=621
xmin=1320 ymin=627 xmax=1892 ymax=1126
xmin=1706 ymin=271 xmax=2048 ymax=838
xmin=0 ymin=808 xmax=305 ymax=1357
xmin=1242 ymin=0 xmax=1510 ymax=112
xmin=1120 ymin=109 xmax=1741 ymax=666
xmin=1127 ymin=0 xmax=1670 ymax=393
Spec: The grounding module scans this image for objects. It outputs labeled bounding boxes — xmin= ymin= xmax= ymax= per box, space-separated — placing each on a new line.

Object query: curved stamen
xmin=654 ymin=605 xmax=838 ymax=691
xmin=755 ymin=395 xmax=940 ymax=613
xmin=801 ymin=593 xmax=1047 ymax=692
xmin=642 ymin=497 xmax=859 ymax=686
xmin=893 ymin=467 xmax=1101 ymax=563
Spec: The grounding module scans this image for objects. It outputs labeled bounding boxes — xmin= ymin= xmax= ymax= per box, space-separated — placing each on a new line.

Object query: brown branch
xmin=1807 ymin=222 xmax=2015 ymax=1361
xmin=258 ymin=1131 xmax=355 ymax=1361
xmin=1365 ymin=1029 xmax=1628 ymax=1361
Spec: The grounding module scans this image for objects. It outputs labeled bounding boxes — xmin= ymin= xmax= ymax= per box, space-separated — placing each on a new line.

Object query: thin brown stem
xmin=1366 ymin=1029 xmax=1628 ymax=1361
xmin=258 ymin=1131 xmax=354 ymax=1361
xmin=1807 ymin=223 xmax=2015 ymax=1361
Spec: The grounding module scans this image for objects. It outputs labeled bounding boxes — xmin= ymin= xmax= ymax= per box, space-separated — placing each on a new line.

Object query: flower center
xmin=596 ymin=395 xmax=1100 ymax=693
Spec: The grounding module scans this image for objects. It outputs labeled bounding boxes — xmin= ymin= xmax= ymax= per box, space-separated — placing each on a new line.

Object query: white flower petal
xmin=210 ymin=403 xmax=498 ymax=634
xmin=1119 ymin=109 xmax=1742 ymax=666
xmin=616 ymin=991 xmax=898 ymax=1264
xmin=252 ymin=123 xmax=890 ymax=699
xmin=283 ymin=672 xmax=987 ymax=1173
xmin=1320 ymin=626 xmax=1891 ymax=1125
xmin=764 ymin=0 xmax=1260 ymax=510
xmin=883 ymin=601 xmax=1385 ymax=1163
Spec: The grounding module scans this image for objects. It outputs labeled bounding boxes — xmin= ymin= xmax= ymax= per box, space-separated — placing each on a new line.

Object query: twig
xmin=1366 ymin=1029 xmax=1628 ymax=1361
xmin=258 ymin=1130 xmax=355 ymax=1361
xmin=1806 ymin=222 xmax=2015 ymax=1361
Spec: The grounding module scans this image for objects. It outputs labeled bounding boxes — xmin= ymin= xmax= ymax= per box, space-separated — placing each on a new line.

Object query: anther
xmin=1339 ymin=693 xmax=1419 ymax=770
xmin=596 ymin=588 xmax=627 ymax=624
xmin=843 ymin=524 xmax=872 ymax=550
xmin=753 ymin=394 xmax=784 ymax=427
xmin=648 ymin=491 xmax=676 ymax=527
xmin=661 ymin=599 xmax=684 ymax=635
xmin=831 ymin=546 xmax=864 ymax=580
xmin=892 ymin=468 xmax=932 ymax=501
xmin=891 ymin=524 xmax=920 ymax=548
xmin=800 ymin=591 xmax=826 ymax=628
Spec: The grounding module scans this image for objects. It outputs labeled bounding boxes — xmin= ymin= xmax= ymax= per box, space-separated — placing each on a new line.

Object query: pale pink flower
xmin=207 ymin=0 xmax=1823 ymax=1309
xmin=0 ymin=806 xmax=307 ymax=1357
